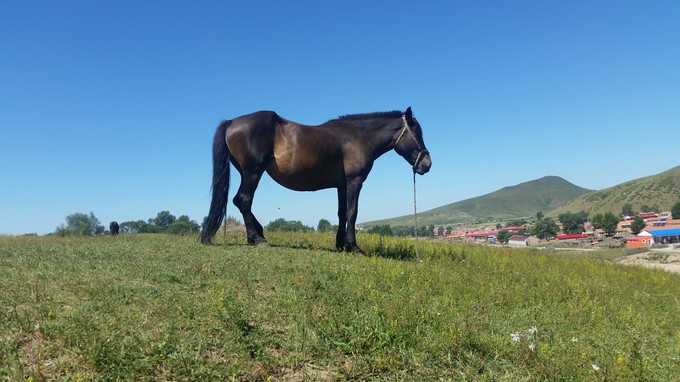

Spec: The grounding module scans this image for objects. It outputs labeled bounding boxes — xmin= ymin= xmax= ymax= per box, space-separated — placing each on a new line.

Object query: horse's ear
xmin=405 ymin=107 xmax=413 ymax=121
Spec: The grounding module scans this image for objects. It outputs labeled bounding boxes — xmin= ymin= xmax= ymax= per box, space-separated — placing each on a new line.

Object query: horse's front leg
xmin=344 ymin=179 xmax=364 ymax=254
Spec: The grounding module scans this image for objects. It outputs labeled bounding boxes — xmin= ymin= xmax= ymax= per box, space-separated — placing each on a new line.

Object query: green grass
xmin=1 ymin=234 xmax=679 ymax=381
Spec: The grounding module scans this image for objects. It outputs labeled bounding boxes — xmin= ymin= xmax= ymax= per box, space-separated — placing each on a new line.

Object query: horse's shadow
xmin=207 ymin=241 xmax=417 ymax=261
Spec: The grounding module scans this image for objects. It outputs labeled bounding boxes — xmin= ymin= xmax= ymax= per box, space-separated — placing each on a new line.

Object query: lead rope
xmin=413 ymin=170 xmax=419 ymax=259
xmin=400 ymin=114 xmax=423 ymax=258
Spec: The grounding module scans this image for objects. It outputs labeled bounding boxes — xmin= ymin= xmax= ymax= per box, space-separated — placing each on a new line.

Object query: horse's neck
xmin=357 ymin=119 xmax=401 ymax=155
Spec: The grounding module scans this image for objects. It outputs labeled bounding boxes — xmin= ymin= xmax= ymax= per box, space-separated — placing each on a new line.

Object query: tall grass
xmin=1 ymin=233 xmax=679 ymax=381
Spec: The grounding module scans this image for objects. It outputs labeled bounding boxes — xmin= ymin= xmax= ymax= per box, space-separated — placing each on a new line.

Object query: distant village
xmin=436 ymin=211 xmax=680 ymax=249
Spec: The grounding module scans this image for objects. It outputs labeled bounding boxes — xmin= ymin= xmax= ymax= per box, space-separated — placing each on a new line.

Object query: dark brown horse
xmin=109 ymin=221 xmax=119 ymax=236
xmin=200 ymin=107 xmax=431 ymax=253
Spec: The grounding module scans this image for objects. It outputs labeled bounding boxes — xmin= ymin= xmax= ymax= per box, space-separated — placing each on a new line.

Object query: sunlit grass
xmin=1 ymin=233 xmax=679 ymax=381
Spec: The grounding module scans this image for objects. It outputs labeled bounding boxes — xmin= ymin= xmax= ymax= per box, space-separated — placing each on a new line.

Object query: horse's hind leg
xmin=233 ymin=171 xmax=268 ymax=246
xmin=336 ymin=187 xmax=347 ymax=251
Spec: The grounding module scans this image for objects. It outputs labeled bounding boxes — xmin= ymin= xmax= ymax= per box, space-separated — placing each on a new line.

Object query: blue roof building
xmin=645 ymin=228 xmax=680 ymax=244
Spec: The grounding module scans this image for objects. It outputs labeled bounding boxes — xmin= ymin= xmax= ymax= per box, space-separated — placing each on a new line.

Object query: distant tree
xmin=639 ymin=204 xmax=660 ymax=213
xmin=621 ymin=203 xmax=634 ymax=217
xmin=418 ymin=225 xmax=433 ymax=237
xmin=166 ymin=215 xmax=200 ymax=235
xmin=496 ymin=230 xmax=512 ymax=244
xmin=536 ymin=211 xmax=544 ymax=220
xmin=55 ymin=212 xmax=104 ymax=236
xmin=120 ymin=220 xmax=148 ymax=234
xmin=495 ymin=223 xmax=502 ymax=231
xmin=392 ymin=226 xmax=415 ymax=237
xmin=445 ymin=226 xmax=453 ymax=235
xmin=391 ymin=225 xmax=433 ymax=237
xmin=630 ymin=216 xmax=647 ymax=235
xmin=368 ymin=224 xmax=393 ymax=236
xmin=530 ymin=217 xmax=558 ymax=240
xmin=266 ymin=218 xmax=314 ymax=232
xmin=427 ymin=224 xmax=435 ymax=237
xmin=558 ymin=211 xmax=588 ymax=234
xmin=671 ymin=201 xmax=680 ymax=219
xmin=141 ymin=224 xmax=164 ymax=233
xmin=317 ymin=219 xmax=334 ymax=233
xmin=591 ymin=212 xmax=619 ymax=234
xmin=153 ymin=211 xmax=177 ymax=228
xmin=506 ymin=219 xmax=527 ymax=227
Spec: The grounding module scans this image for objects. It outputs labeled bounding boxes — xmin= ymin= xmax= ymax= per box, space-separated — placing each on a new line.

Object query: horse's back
xmin=227 ymin=111 xmax=281 ymax=138
xmin=231 ymin=110 xmax=280 ymax=125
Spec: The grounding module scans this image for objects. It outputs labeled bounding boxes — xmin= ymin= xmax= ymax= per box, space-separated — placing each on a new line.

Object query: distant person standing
xmin=109 ymin=221 xmax=120 ymax=236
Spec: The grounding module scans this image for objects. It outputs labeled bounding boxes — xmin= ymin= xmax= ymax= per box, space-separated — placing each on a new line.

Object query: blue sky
xmin=1 ymin=1 xmax=679 ymax=235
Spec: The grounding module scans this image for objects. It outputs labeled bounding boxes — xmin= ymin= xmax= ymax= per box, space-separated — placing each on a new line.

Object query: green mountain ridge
xmin=362 ymin=165 xmax=680 ymax=228
xmin=548 ymin=165 xmax=680 ymax=218
xmin=362 ymin=176 xmax=593 ymax=228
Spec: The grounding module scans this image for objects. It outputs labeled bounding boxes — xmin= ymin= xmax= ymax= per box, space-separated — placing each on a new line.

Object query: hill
xmin=362 ymin=176 xmax=593 ymax=228
xmin=549 ymin=165 xmax=680 ymax=217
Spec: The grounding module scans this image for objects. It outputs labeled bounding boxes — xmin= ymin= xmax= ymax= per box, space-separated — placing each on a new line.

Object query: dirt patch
xmin=617 ymin=248 xmax=680 ymax=274
xmin=279 ymin=364 xmax=336 ymax=382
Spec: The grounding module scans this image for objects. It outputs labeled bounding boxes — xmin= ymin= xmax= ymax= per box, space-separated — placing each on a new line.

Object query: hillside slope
xmin=362 ymin=176 xmax=592 ymax=227
xmin=549 ymin=165 xmax=680 ymax=217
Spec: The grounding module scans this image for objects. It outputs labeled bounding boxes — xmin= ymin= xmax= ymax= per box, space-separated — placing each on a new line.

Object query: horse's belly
xmin=266 ymin=161 xmax=341 ymax=191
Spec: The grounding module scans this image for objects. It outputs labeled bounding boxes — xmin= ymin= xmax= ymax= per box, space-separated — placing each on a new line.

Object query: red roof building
xmin=503 ymin=226 xmax=526 ymax=232
xmin=556 ymin=233 xmax=589 ymax=240
xmin=508 ymin=235 xmax=528 ymax=247
xmin=466 ymin=231 xmax=498 ymax=238
xmin=638 ymin=212 xmax=658 ymax=219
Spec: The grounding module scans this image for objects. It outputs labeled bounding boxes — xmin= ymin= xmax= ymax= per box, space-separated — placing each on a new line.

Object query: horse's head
xmin=394 ymin=107 xmax=431 ymax=175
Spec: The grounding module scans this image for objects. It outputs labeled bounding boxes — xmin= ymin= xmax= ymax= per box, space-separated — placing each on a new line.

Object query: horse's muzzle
xmin=413 ymin=151 xmax=431 ymax=175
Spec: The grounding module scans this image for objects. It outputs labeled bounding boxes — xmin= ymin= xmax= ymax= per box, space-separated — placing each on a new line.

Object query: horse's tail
xmin=200 ymin=120 xmax=232 ymax=244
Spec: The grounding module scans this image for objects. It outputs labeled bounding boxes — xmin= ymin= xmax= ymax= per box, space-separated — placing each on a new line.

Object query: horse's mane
xmin=335 ymin=110 xmax=403 ymax=122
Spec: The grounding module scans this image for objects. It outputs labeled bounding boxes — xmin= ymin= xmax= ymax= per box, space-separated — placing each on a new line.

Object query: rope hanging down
xmin=413 ymin=170 xmax=419 ymax=258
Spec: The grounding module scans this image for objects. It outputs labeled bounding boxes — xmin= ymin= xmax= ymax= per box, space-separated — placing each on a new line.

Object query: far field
xmin=1 ymin=233 xmax=679 ymax=381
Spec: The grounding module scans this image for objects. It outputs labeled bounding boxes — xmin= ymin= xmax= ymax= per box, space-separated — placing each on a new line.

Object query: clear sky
xmin=1 ymin=1 xmax=679 ymax=235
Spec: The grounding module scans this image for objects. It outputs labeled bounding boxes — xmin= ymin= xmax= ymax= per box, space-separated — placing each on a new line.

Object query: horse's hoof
xmin=345 ymin=245 xmax=365 ymax=255
xmin=250 ymin=238 xmax=269 ymax=247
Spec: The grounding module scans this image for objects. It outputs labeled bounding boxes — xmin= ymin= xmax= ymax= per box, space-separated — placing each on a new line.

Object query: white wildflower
xmin=511 ymin=332 xmax=522 ymax=342
xmin=571 ymin=337 xmax=578 ymax=343
xmin=592 ymin=364 xmax=600 ymax=372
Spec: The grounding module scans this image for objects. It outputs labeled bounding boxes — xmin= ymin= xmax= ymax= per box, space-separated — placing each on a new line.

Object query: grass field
xmin=1 ymin=233 xmax=679 ymax=381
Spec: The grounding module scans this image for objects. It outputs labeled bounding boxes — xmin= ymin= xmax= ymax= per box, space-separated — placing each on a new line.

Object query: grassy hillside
xmin=550 ymin=165 xmax=680 ymax=217
xmin=363 ymin=176 xmax=592 ymax=228
xmin=2 ymin=234 xmax=679 ymax=381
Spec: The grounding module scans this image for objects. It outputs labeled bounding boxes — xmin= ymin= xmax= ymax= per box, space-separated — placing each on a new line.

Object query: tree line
xmin=53 ymin=211 xmax=201 ymax=237
xmin=53 ymin=213 xmax=338 ymax=237
xmin=51 ymin=201 xmax=680 ymax=239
